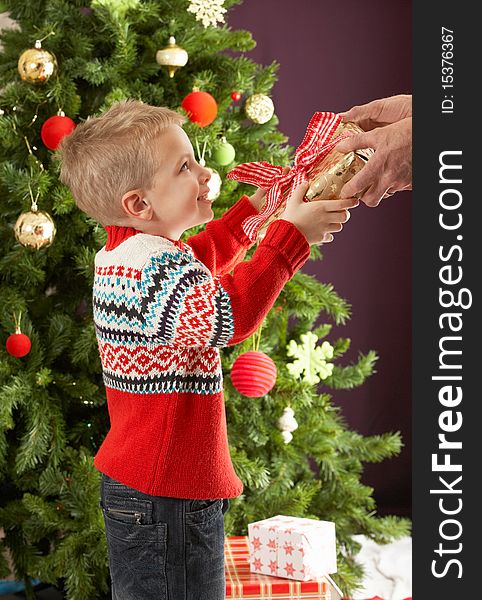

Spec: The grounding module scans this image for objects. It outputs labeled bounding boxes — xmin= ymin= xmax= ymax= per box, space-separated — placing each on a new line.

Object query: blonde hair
xmin=58 ymin=100 xmax=186 ymax=225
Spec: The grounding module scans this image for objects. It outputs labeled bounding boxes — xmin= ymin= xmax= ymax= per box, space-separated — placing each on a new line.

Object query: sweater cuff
xmin=261 ymin=219 xmax=311 ymax=275
xmin=220 ymin=195 xmax=259 ymax=246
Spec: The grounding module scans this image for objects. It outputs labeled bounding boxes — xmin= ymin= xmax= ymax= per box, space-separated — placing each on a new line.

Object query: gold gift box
xmin=257 ymin=121 xmax=373 ymax=241
xmin=305 ymin=121 xmax=373 ymax=201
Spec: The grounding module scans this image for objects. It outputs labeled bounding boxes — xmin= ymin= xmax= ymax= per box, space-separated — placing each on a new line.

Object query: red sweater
xmin=92 ymin=196 xmax=310 ymax=498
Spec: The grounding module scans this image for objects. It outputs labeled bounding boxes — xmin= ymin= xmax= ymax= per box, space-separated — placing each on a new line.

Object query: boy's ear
xmin=121 ymin=189 xmax=153 ymax=221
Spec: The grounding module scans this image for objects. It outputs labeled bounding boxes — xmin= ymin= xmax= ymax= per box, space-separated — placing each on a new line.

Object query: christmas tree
xmin=0 ymin=1 xmax=409 ymax=598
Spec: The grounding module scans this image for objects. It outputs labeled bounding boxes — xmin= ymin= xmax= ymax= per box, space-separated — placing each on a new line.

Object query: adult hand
xmin=336 ymin=95 xmax=412 ymax=207
xmin=340 ymin=94 xmax=412 ymax=130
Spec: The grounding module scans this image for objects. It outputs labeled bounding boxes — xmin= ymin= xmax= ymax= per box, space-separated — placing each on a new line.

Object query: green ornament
xmin=212 ymin=137 xmax=236 ymax=166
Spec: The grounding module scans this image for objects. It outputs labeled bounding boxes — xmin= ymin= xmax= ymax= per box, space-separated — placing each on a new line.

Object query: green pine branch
xmin=325 ymin=351 xmax=378 ymax=389
xmin=336 ymin=431 xmax=403 ymax=463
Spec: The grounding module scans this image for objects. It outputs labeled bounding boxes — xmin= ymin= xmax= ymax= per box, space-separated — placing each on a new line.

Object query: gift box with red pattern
xmin=225 ymin=535 xmax=342 ymax=599
xmin=247 ymin=515 xmax=337 ymax=582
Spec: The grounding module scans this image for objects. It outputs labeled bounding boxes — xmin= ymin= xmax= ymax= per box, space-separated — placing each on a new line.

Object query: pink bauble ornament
xmin=231 ymin=350 xmax=277 ymax=397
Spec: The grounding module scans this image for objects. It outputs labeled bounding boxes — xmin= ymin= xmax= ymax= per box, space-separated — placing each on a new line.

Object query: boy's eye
xmin=180 ymin=161 xmax=189 ymax=172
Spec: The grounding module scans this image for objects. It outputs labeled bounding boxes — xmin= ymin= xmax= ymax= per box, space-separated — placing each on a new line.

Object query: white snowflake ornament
xmin=286 ymin=332 xmax=334 ymax=385
xmin=187 ymin=0 xmax=227 ymax=28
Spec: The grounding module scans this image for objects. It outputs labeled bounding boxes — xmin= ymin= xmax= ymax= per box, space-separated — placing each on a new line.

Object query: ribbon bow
xmin=227 ymin=111 xmax=349 ymax=241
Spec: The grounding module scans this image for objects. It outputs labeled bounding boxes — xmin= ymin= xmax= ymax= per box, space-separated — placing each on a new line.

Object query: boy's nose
xmin=201 ymin=167 xmax=211 ymax=184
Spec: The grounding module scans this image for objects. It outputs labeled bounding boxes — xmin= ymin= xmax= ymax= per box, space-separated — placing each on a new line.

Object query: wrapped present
xmin=305 ymin=121 xmax=373 ymax=201
xmin=227 ymin=112 xmax=374 ymax=242
xmin=247 ymin=515 xmax=336 ymax=582
xmin=225 ymin=536 xmax=343 ymax=599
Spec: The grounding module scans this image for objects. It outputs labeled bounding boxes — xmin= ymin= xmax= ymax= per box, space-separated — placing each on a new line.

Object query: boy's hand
xmin=248 ymin=166 xmax=291 ymax=212
xmin=280 ymin=181 xmax=359 ymax=246
xmin=248 ymin=187 xmax=267 ymax=212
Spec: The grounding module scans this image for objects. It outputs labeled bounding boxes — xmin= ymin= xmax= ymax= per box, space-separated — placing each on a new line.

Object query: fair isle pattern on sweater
xmin=93 ymin=233 xmax=233 ymax=395
xmin=92 ymin=199 xmax=311 ymax=499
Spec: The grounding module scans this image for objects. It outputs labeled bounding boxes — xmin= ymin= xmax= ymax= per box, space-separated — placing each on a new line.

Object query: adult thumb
xmin=339 ymin=105 xmax=366 ymax=123
xmin=335 ymin=132 xmax=373 ymax=154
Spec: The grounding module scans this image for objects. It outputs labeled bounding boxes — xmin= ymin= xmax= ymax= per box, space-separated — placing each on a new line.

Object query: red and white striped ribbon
xmin=227 ymin=112 xmax=348 ymax=242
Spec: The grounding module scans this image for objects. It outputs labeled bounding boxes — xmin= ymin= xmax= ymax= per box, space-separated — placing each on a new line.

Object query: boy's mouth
xmin=197 ymin=191 xmax=213 ymax=203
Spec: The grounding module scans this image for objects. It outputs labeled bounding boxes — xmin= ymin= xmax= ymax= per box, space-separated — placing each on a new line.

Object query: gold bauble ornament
xmin=156 ymin=36 xmax=188 ymax=78
xmin=18 ymin=40 xmax=58 ymax=84
xmin=244 ymin=93 xmax=275 ymax=124
xmin=14 ymin=209 xmax=56 ymax=249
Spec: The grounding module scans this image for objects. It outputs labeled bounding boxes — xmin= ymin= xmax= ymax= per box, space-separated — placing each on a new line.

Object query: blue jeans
xmin=99 ymin=473 xmax=230 ymax=600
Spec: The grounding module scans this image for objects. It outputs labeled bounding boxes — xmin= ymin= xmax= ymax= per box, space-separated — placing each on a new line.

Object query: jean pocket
xmin=184 ymin=500 xmax=226 ymax=593
xmin=103 ymin=512 xmax=168 ymax=599
xmin=185 ymin=498 xmax=223 ymax=525
xmin=103 ymin=511 xmax=167 ymax=564
xmin=102 ymin=495 xmax=153 ymax=525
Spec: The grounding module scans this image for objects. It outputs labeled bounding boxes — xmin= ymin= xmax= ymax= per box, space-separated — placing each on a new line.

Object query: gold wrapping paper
xmin=305 ymin=121 xmax=373 ymax=201
xmin=257 ymin=121 xmax=373 ymax=241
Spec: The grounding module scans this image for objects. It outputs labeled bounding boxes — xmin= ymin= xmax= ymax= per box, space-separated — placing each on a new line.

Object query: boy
xmin=58 ymin=100 xmax=357 ymax=600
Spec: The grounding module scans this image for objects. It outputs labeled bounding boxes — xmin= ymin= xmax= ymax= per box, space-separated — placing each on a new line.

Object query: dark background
xmin=229 ymin=0 xmax=412 ymax=517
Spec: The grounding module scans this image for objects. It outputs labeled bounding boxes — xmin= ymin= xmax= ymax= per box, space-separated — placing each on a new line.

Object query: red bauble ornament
xmin=231 ymin=350 xmax=277 ymax=398
xmin=6 ymin=332 xmax=31 ymax=358
xmin=41 ymin=114 xmax=76 ymax=150
xmin=181 ymin=91 xmax=218 ymax=127
xmin=231 ymin=91 xmax=241 ymax=102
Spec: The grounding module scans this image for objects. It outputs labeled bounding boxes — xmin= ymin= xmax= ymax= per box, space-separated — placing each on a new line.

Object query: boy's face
xmin=144 ymin=125 xmax=214 ymax=239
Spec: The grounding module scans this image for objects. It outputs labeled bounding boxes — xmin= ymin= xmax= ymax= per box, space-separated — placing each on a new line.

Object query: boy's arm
xmin=139 ymin=219 xmax=309 ymax=348
xmin=185 ymin=195 xmax=261 ymax=277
